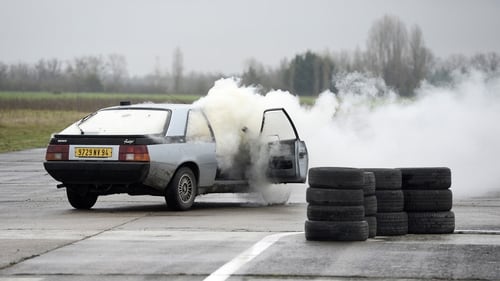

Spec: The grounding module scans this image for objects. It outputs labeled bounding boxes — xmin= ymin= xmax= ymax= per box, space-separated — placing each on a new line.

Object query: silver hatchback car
xmin=44 ymin=103 xmax=308 ymax=210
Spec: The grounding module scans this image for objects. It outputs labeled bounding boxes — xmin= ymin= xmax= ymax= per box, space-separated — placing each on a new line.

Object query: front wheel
xmin=166 ymin=167 xmax=197 ymax=211
xmin=66 ymin=186 xmax=98 ymax=210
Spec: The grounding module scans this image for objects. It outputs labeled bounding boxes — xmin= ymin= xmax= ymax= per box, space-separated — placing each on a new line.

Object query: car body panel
xmin=145 ymin=142 xmax=217 ymax=190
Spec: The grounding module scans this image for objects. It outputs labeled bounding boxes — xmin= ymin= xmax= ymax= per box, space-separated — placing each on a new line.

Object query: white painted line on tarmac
xmin=203 ymin=232 xmax=302 ymax=281
xmin=455 ymin=229 xmax=500 ymax=235
xmin=0 ymin=277 xmax=45 ymax=281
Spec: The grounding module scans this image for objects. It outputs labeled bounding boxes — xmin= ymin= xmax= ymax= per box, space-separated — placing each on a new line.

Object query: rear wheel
xmin=166 ymin=167 xmax=197 ymax=211
xmin=66 ymin=186 xmax=98 ymax=210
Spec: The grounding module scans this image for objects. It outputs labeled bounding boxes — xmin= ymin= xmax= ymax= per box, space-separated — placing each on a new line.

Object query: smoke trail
xmin=320 ymin=71 xmax=500 ymax=198
xmin=195 ymin=71 xmax=500 ymax=200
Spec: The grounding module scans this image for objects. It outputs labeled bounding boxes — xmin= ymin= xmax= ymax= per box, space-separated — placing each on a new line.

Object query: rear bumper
xmin=44 ymin=161 xmax=150 ymax=185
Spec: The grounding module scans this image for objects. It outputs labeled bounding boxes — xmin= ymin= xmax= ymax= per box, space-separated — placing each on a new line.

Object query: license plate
xmin=75 ymin=147 xmax=113 ymax=158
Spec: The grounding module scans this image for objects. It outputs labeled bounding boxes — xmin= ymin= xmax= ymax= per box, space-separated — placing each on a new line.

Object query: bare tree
xmin=333 ymin=50 xmax=352 ymax=73
xmin=366 ymin=15 xmax=410 ymax=95
xmin=106 ymin=54 xmax=128 ymax=92
xmin=352 ymin=46 xmax=368 ymax=72
xmin=0 ymin=62 xmax=8 ymax=89
xmin=408 ymin=25 xmax=434 ymax=91
xmin=241 ymin=58 xmax=264 ymax=87
xmin=34 ymin=58 xmax=63 ymax=91
xmin=172 ymin=47 xmax=184 ymax=93
xmin=69 ymin=56 xmax=105 ymax=92
xmin=9 ymin=62 xmax=36 ymax=91
xmin=471 ymin=52 xmax=500 ymax=72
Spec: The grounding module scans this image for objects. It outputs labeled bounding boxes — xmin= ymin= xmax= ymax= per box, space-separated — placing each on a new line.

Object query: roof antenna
xmin=120 ymin=101 xmax=131 ymax=106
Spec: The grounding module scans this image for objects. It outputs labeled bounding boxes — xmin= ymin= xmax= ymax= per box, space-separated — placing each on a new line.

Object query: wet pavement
xmin=0 ymin=149 xmax=499 ymax=280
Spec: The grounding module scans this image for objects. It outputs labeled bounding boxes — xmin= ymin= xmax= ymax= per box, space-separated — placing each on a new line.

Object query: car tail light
xmin=119 ymin=145 xmax=150 ymax=162
xmin=46 ymin=145 xmax=69 ymax=161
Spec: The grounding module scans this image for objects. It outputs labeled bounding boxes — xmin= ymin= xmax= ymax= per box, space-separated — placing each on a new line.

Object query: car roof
xmin=103 ymin=103 xmax=196 ymax=111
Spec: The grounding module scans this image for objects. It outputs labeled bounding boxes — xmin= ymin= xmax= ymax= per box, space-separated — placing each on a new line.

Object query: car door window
xmin=186 ymin=110 xmax=214 ymax=142
xmin=261 ymin=109 xmax=298 ymax=141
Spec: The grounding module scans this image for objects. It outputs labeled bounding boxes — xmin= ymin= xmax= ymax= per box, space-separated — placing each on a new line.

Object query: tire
xmin=364 ymin=195 xmax=378 ymax=216
xmin=363 ymin=172 xmax=376 ymax=196
xmin=363 ymin=168 xmax=402 ymax=190
xmin=166 ymin=167 xmax=197 ymax=211
xmin=365 ymin=216 xmax=377 ymax=238
xmin=305 ymin=220 xmax=368 ymax=241
xmin=408 ymin=211 xmax=455 ymax=234
xmin=403 ymin=189 xmax=453 ymax=212
xmin=66 ymin=186 xmax=98 ymax=210
xmin=376 ymin=190 xmax=404 ymax=212
xmin=376 ymin=212 xmax=408 ymax=236
xmin=306 ymin=188 xmax=364 ymax=206
xmin=399 ymin=167 xmax=451 ymax=189
xmin=307 ymin=205 xmax=365 ymax=221
xmin=308 ymin=167 xmax=364 ymax=189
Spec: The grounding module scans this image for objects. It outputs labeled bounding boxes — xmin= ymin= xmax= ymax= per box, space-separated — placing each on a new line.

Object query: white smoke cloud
xmin=195 ymin=71 xmax=500 ymax=200
xmin=319 ymin=71 xmax=500 ymax=198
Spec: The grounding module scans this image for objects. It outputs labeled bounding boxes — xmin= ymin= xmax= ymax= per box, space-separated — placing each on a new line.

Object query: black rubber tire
xmin=408 ymin=211 xmax=455 ymax=234
xmin=398 ymin=167 xmax=451 ymax=189
xmin=365 ymin=216 xmax=377 ymax=238
xmin=308 ymin=167 xmax=364 ymax=189
xmin=307 ymin=205 xmax=365 ymax=221
xmin=66 ymin=186 xmax=98 ymax=210
xmin=376 ymin=212 xmax=408 ymax=236
xmin=403 ymin=189 xmax=453 ymax=212
xmin=305 ymin=220 xmax=368 ymax=241
xmin=166 ymin=167 xmax=197 ymax=211
xmin=306 ymin=188 xmax=364 ymax=206
xmin=364 ymin=195 xmax=378 ymax=216
xmin=363 ymin=172 xmax=376 ymax=196
xmin=363 ymin=168 xmax=402 ymax=190
xmin=376 ymin=190 xmax=404 ymax=212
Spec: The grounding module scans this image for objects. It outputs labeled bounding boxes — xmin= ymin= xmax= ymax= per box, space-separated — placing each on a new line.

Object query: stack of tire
xmin=363 ymin=172 xmax=377 ymax=238
xmin=364 ymin=168 xmax=408 ymax=236
xmin=399 ymin=167 xmax=455 ymax=234
xmin=305 ymin=167 xmax=368 ymax=241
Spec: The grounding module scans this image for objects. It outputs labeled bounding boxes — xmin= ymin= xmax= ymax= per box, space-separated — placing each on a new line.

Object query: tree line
xmin=242 ymin=15 xmax=499 ymax=97
xmin=1 ymin=15 xmax=499 ymax=97
xmin=0 ymin=51 xmax=222 ymax=95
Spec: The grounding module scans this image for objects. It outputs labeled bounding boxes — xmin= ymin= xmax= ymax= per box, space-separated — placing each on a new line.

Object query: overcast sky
xmin=0 ymin=0 xmax=499 ymax=75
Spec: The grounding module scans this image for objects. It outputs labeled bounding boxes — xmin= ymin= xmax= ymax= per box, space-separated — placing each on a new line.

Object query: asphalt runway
xmin=1 ymin=149 xmax=499 ymax=281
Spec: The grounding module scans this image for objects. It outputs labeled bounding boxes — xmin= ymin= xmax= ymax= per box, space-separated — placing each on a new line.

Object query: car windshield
xmin=60 ymin=108 xmax=170 ymax=135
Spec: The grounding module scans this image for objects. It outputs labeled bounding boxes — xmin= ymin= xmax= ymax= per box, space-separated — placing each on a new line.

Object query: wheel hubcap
xmin=177 ymin=174 xmax=193 ymax=203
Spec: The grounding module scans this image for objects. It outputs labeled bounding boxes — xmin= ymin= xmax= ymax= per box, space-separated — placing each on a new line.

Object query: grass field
xmin=0 ymin=91 xmax=201 ymax=111
xmin=0 ymin=110 xmax=87 ymax=152
xmin=0 ymin=91 xmax=317 ymax=152
xmin=0 ymin=91 xmax=202 ymax=152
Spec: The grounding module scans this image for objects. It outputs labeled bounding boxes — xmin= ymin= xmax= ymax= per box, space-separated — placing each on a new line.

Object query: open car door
xmin=260 ymin=108 xmax=308 ymax=183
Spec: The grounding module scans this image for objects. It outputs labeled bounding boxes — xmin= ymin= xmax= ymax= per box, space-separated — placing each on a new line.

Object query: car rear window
xmin=61 ymin=108 xmax=170 ymax=135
